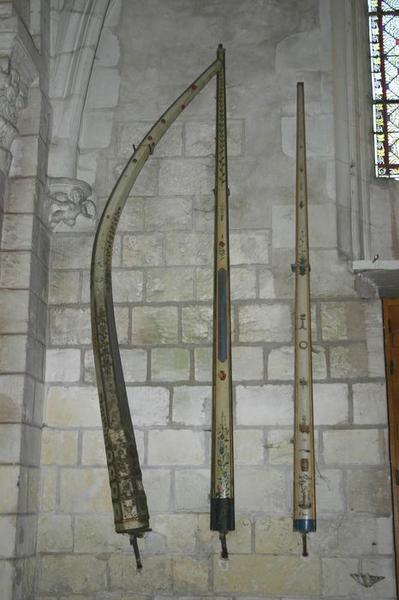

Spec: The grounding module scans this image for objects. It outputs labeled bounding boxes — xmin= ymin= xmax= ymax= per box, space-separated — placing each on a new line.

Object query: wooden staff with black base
xmin=292 ymin=82 xmax=316 ymax=557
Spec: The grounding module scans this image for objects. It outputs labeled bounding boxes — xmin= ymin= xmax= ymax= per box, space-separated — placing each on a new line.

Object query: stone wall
xmin=0 ymin=1 xmax=51 ymax=599
xmin=0 ymin=0 xmax=394 ymax=598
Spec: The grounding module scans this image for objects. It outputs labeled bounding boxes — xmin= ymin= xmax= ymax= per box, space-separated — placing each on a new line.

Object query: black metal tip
xmin=219 ymin=532 xmax=228 ymax=559
xmin=302 ymin=533 xmax=308 ymax=558
xmin=129 ymin=534 xmax=143 ymax=570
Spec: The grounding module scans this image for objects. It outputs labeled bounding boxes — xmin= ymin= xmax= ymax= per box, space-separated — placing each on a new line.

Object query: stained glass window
xmin=368 ymin=0 xmax=399 ymax=178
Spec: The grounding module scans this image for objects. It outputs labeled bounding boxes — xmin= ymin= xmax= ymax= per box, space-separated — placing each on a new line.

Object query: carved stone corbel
xmin=47 ymin=177 xmax=97 ymax=229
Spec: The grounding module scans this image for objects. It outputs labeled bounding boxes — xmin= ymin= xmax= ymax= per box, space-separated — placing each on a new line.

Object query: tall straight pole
xmin=292 ymin=82 xmax=316 ymax=557
xmin=210 ymin=44 xmax=235 ymax=559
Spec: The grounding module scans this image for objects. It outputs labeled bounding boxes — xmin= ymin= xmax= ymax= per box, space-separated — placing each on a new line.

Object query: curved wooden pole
xmin=90 ymin=52 xmax=222 ymax=568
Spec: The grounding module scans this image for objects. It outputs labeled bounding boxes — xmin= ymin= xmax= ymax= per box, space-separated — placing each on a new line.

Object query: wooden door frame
xmin=382 ymin=298 xmax=399 ymax=597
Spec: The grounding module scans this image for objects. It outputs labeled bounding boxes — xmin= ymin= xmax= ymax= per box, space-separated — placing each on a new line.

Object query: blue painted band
xmin=218 ymin=268 xmax=227 ymax=362
xmin=293 ymin=519 xmax=316 ymax=533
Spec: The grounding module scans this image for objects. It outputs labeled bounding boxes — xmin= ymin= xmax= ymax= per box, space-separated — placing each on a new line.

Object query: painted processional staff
xmin=292 ymin=82 xmax=316 ymax=557
xmin=210 ymin=45 xmax=235 ymax=559
xmin=90 ymin=46 xmax=230 ymax=569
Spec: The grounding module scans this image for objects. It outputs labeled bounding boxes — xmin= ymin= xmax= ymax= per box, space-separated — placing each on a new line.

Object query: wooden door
xmin=383 ymin=298 xmax=399 ymax=596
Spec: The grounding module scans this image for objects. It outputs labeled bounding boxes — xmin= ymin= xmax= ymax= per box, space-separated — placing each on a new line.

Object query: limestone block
xmin=37 ymin=515 xmax=73 ymax=552
xmin=272 ymin=204 xmax=336 ymax=249
xmin=105 ymin=268 xmax=144 ymax=302
xmin=268 ymin=345 xmax=327 ymax=380
xmin=117 ymin=121 xmax=183 ymax=159
xmin=377 ymin=517 xmax=394 ymax=554
xmin=0 ymin=375 xmax=24 ymax=422
xmin=282 ymin=113 xmax=334 ymax=160
xmin=230 ymin=231 xmax=270 ymax=265
xmin=151 ymin=513 xmax=197 ymax=553
xmin=213 ymin=554 xmax=320 ymax=596
xmin=0 ymin=424 xmax=21 ymax=462
xmin=151 ymin=348 xmax=190 ymax=381
xmin=194 ymin=346 xmax=212 ymax=382
xmin=1 ymin=214 xmax=33 ymax=250
xmin=353 ymin=382 xmax=388 ymax=425
xmin=77 ymin=151 xmax=98 ymax=186
xmin=6 ymin=177 xmax=37 ymax=213
xmin=235 ymin=467 xmax=287 ymax=513
xmin=266 ymin=430 xmax=293 ymax=465
xmin=172 ymin=556 xmax=209 ymax=593
xmin=316 ymin=468 xmax=345 ymax=512
xmin=146 ymin=267 xmax=194 ymax=302
xmin=174 ymin=468 xmax=209 ymax=511
xmin=193 ymin=194 xmax=214 ymax=232
xmin=258 ymin=267 xmax=277 ymax=299
xmin=84 ymin=348 xmax=147 ymax=384
xmin=321 ymin=557 xmax=377 ymax=597
xmin=48 ymin=271 xmax=80 ymax=304
xmin=0 ymin=466 xmax=19 ymax=514
xmin=142 ymin=468 xmax=172 ymax=512
xmin=361 ymin=557 xmax=396 ymax=598
xmin=323 ymin=429 xmax=382 ymax=465
xmin=51 ymin=235 xmax=94 ymax=270
xmin=0 ymin=560 xmax=13 ymax=600
xmin=45 ymin=386 xmax=101 ymax=427
xmin=80 ymin=110 xmax=113 ymax=148
xmin=96 ymin=28 xmax=120 ymax=66
xmin=159 ymin=158 xmax=212 ymax=195
xmin=86 ymin=67 xmax=120 ymax=108
xmin=365 ymin=301 xmax=385 ymax=377
xmin=38 ymin=555 xmax=107 ymax=593
xmin=45 ymin=349 xmax=81 ymax=382
xmin=195 ymin=266 xmax=212 ymax=300
xmin=321 ymin=301 xmax=365 ymax=341
xmin=347 ymin=469 xmax=391 ymax=514
xmin=232 ymin=346 xmax=264 ymax=381
xmin=74 ymin=514 xmax=128 ymax=553
xmin=81 ymin=430 xmax=106 ymax=466
xmin=39 ymin=466 xmax=56 ymax=512
xmin=122 ymin=233 xmax=164 ymax=267
xmin=197 ymin=514 xmax=252 ymax=554
xmin=236 ymin=385 xmax=293 ymax=426
xmin=49 ymin=307 xmax=90 ymax=345
xmin=41 ymin=429 xmax=78 ymax=465
xmin=165 ymin=232 xmax=212 ymax=266
xmin=127 ymin=386 xmax=170 ymax=427
xmin=144 ymin=197 xmax=192 ymax=231
xmin=10 ymin=136 xmax=39 ymax=177
xmin=132 ymin=306 xmax=178 ymax=345
xmin=235 ymin=429 xmax=264 ymax=465
xmin=0 ymin=252 xmax=31 ymax=289
xmin=59 ymin=468 xmax=111 ymax=512
xmin=330 ymin=344 xmax=368 ymax=379
xmin=148 ymin=430 xmax=205 ymax=466
xmin=255 ymin=516 xmax=302 ymax=554
xmin=115 ymin=198 xmax=144 ymax=232
xmin=231 ymin=266 xmax=257 ymax=299
xmin=0 ymin=515 xmax=16 ymax=558
xmin=172 ymin=386 xmax=211 ymax=426
xmin=185 ymin=120 xmax=243 ymax=157
xmin=238 ymin=303 xmax=291 ymax=342
xmin=109 ymin=555 xmax=172 ymax=593
xmin=182 ymin=305 xmax=212 ymax=342
xmin=314 ymin=383 xmax=348 ymax=425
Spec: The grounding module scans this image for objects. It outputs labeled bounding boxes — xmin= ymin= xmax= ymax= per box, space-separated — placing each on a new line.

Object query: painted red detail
xmin=218 ymin=370 xmax=226 ymax=381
